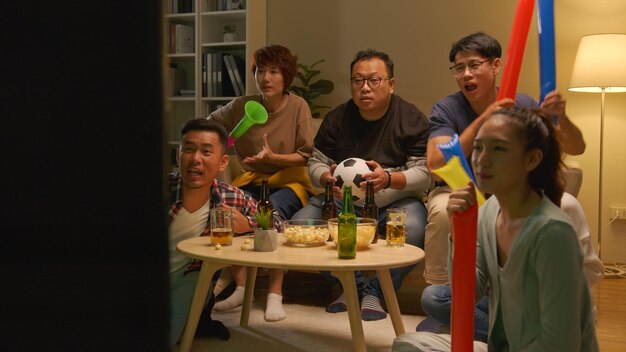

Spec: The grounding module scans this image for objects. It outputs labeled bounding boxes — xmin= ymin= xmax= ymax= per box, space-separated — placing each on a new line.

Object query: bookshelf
xmin=164 ymin=0 xmax=267 ymax=145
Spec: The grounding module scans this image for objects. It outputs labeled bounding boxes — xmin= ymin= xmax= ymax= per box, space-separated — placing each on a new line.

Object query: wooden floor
xmin=250 ymin=267 xmax=626 ymax=350
xmin=593 ymin=277 xmax=626 ymax=351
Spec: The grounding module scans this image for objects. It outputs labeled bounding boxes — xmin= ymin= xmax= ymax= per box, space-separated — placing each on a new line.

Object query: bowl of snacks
xmin=328 ymin=217 xmax=377 ymax=250
xmin=283 ymin=219 xmax=329 ymax=247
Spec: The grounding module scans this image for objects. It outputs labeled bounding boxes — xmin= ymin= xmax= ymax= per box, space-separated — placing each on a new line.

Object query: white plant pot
xmin=254 ymin=229 xmax=278 ymax=252
xmin=223 ymin=32 xmax=236 ymax=42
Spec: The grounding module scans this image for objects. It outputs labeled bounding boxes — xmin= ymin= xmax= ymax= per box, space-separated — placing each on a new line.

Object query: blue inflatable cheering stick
xmin=537 ymin=0 xmax=556 ymax=104
xmin=436 ymin=134 xmax=476 ymax=184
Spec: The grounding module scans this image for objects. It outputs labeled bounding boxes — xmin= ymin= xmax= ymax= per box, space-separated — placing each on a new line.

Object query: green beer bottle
xmin=338 ymin=186 xmax=357 ymax=259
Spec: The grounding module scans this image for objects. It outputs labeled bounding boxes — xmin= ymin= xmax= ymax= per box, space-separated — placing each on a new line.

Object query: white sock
xmin=264 ymin=293 xmax=286 ymax=322
xmin=213 ymin=285 xmax=245 ymax=311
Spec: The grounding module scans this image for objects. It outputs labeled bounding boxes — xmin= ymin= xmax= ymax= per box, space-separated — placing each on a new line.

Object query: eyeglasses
xmin=350 ymin=77 xmax=390 ymax=89
xmin=449 ymin=60 xmax=490 ymax=77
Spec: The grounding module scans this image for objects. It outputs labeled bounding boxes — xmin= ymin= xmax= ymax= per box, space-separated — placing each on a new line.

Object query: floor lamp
xmin=568 ymin=33 xmax=626 ymax=259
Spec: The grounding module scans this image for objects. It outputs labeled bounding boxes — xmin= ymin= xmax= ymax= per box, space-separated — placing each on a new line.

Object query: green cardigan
xmin=464 ymin=196 xmax=598 ymax=351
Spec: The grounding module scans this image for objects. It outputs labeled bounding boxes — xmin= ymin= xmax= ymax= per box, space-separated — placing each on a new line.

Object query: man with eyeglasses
xmin=292 ymin=49 xmax=431 ymax=321
xmin=417 ymin=31 xmax=599 ymax=342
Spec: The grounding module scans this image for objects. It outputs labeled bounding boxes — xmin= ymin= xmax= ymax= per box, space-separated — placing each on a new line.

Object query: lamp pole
xmin=597 ymin=88 xmax=605 ymax=259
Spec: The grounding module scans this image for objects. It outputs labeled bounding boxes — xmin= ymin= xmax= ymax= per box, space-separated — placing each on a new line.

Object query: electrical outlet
xmin=610 ymin=207 xmax=626 ymax=220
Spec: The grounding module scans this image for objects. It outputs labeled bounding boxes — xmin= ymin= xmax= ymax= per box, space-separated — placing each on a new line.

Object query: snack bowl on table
xmin=328 ymin=217 xmax=377 ymax=250
xmin=283 ymin=219 xmax=329 ymax=247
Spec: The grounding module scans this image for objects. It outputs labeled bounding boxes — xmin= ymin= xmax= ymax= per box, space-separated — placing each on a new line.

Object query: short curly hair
xmin=251 ymin=44 xmax=298 ymax=92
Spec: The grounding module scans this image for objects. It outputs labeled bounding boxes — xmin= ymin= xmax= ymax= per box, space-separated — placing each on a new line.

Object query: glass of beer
xmin=210 ymin=208 xmax=234 ymax=246
xmin=386 ymin=208 xmax=406 ymax=247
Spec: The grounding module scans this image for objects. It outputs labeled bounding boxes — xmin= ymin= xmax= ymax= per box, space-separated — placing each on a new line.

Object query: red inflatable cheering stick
xmin=450 ymin=201 xmax=478 ymax=352
xmin=497 ymin=0 xmax=535 ymax=100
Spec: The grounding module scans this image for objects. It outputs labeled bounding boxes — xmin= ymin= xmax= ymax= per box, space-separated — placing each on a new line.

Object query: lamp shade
xmin=569 ymin=34 xmax=626 ymax=93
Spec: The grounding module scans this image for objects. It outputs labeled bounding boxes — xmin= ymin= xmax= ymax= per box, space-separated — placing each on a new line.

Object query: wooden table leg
xmin=240 ymin=266 xmax=258 ymax=328
xmin=332 ymin=270 xmax=366 ymax=352
xmin=178 ymin=261 xmax=227 ymax=352
xmin=377 ymin=269 xmax=405 ymax=336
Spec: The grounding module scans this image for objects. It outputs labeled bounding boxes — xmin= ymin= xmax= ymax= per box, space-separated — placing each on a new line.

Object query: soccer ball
xmin=333 ymin=157 xmax=413 ymax=208
xmin=333 ymin=158 xmax=373 ymax=207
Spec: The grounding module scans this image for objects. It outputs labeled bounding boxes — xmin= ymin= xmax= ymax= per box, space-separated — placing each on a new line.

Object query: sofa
xmin=216 ymin=156 xmax=584 ymax=316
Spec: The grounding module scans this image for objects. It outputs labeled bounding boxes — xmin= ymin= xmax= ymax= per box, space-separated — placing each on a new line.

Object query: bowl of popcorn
xmin=328 ymin=217 xmax=377 ymax=250
xmin=283 ymin=219 xmax=329 ymax=247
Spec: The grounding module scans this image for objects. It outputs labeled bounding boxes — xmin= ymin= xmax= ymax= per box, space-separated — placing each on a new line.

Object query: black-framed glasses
xmin=350 ymin=77 xmax=390 ymax=89
xmin=449 ymin=60 xmax=490 ymax=77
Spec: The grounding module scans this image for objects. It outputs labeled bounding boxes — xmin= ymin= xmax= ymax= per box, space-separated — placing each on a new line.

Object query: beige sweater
xmin=208 ymin=93 xmax=313 ymax=175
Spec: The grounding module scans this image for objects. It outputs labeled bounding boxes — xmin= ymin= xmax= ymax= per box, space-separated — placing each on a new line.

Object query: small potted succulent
xmin=223 ymin=25 xmax=237 ymax=42
xmin=253 ymin=207 xmax=277 ymax=251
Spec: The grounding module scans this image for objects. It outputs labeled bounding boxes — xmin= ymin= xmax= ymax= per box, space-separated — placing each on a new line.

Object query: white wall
xmin=266 ymin=0 xmax=626 ymax=262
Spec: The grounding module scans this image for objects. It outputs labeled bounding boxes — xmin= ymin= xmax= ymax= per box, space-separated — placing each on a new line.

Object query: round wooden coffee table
xmin=177 ymin=235 xmax=424 ymax=352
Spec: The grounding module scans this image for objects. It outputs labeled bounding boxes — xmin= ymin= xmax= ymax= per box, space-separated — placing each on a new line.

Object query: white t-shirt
xmin=560 ymin=192 xmax=604 ymax=287
xmin=169 ymin=199 xmax=210 ymax=279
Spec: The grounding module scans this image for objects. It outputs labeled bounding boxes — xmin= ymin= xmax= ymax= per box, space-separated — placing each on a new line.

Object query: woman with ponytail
xmin=394 ymin=106 xmax=598 ymax=351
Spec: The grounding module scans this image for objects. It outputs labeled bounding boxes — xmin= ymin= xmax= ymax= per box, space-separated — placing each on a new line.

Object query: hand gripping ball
xmin=333 ymin=158 xmax=408 ymax=208
xmin=333 ymin=158 xmax=373 ymax=207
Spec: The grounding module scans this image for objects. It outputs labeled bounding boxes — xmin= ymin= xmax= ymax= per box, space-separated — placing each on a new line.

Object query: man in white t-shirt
xmin=168 ymin=118 xmax=260 ymax=348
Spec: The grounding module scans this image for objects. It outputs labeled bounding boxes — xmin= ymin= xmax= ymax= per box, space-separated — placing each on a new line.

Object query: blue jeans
xmin=293 ymin=195 xmax=427 ymax=300
xmin=420 ymin=284 xmax=489 ymax=342
xmin=240 ymin=185 xmax=303 ymax=220
xmin=170 ymin=270 xmax=220 ymax=347
xmin=170 ymin=271 xmax=200 ymax=348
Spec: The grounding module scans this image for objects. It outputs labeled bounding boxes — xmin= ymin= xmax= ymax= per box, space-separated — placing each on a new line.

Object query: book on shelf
xmin=219 ymin=53 xmax=237 ymax=97
xmin=223 ymin=55 xmax=240 ymax=96
xmin=168 ymin=65 xmax=186 ymax=97
xmin=216 ymin=53 xmax=223 ymax=96
xmin=227 ymin=54 xmax=246 ymax=95
xmin=170 ymin=24 xmax=194 ymax=54
xmin=211 ymin=52 xmax=218 ymax=96
xmin=204 ymin=52 xmax=241 ymax=97
xmin=202 ymin=56 xmax=207 ymax=97
xmin=180 ymin=89 xmax=195 ymax=97
xmin=202 ymin=52 xmax=213 ymax=97
xmin=169 ymin=0 xmax=194 ymax=13
xmin=207 ymin=0 xmax=246 ymax=11
xmin=181 ymin=0 xmax=193 ymax=13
